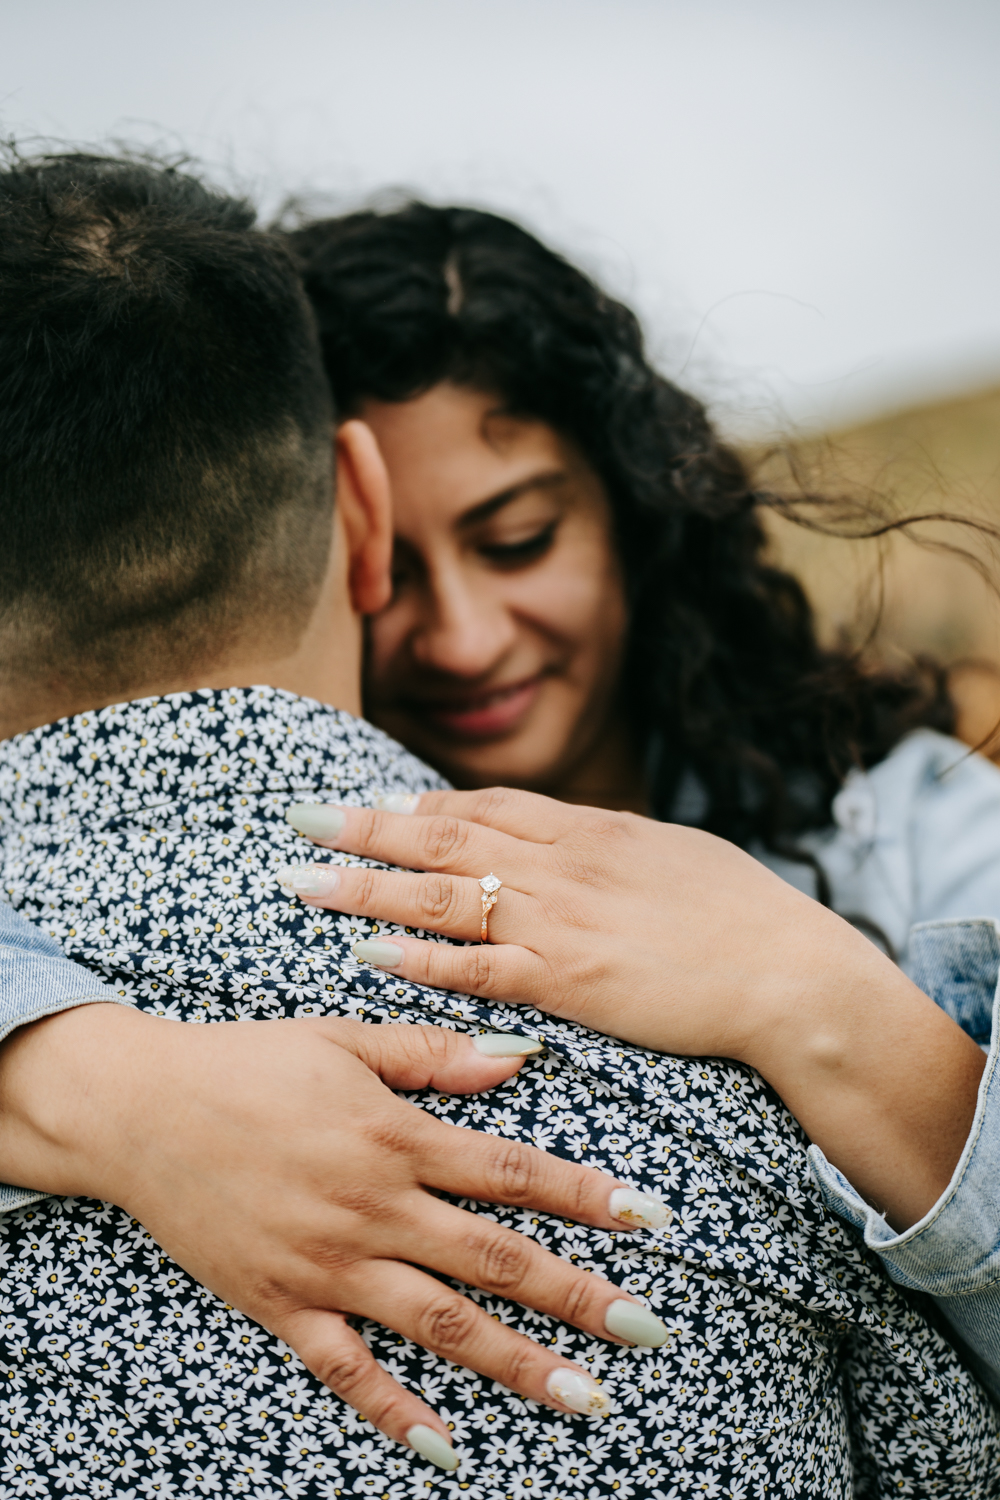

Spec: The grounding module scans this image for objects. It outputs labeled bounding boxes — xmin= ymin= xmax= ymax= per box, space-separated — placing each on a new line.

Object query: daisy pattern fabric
xmin=0 ymin=688 xmax=996 ymax=1500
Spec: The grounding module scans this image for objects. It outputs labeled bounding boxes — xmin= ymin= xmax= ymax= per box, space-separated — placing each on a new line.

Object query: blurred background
xmin=6 ymin=0 xmax=1000 ymax=736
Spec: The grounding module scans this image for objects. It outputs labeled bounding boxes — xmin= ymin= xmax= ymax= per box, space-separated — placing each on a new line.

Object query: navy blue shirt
xmin=0 ymin=688 xmax=996 ymax=1495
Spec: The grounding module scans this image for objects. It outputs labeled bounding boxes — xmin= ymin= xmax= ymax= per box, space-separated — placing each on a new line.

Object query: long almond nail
xmin=405 ymin=1424 xmax=459 ymax=1471
xmin=286 ymin=804 xmax=346 ymax=840
xmin=608 ymin=1187 xmax=671 ymax=1230
xmin=472 ymin=1033 xmax=545 ymax=1057
xmin=352 ymin=939 xmax=405 ymax=969
xmin=604 ymin=1298 xmax=669 ymax=1347
xmin=275 ymin=864 xmax=342 ymax=898
xmin=546 ymin=1368 xmax=612 ymax=1418
xmin=373 ymin=791 xmax=422 ymax=815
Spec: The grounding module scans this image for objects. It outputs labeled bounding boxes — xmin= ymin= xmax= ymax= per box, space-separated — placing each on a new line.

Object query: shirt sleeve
xmin=0 ymin=901 xmax=131 ymax=1214
xmin=808 ymin=917 xmax=1000 ymax=1402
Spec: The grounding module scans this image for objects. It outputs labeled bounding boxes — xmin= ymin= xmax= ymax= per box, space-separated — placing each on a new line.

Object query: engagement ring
xmin=479 ymin=873 xmax=502 ymax=941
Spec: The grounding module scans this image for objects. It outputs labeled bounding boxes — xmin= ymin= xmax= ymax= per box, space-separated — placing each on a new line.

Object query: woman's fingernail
xmin=405 ymin=1424 xmax=459 ymax=1471
xmin=546 ymin=1368 xmax=612 ymax=1418
xmin=286 ymin=804 xmax=346 ymax=841
xmin=352 ymin=939 xmax=405 ymax=969
xmin=472 ymin=1033 xmax=546 ymax=1057
xmin=608 ymin=1187 xmax=672 ymax=1230
xmin=275 ymin=864 xmax=342 ymax=898
xmin=373 ymin=791 xmax=422 ymax=815
xmin=604 ymin=1298 xmax=669 ymax=1347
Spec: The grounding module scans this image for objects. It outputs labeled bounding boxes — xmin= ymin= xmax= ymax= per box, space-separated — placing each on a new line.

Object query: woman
xmin=279 ymin=201 xmax=1000 ymax=1379
xmin=287 ymin=200 xmax=1000 ymax=970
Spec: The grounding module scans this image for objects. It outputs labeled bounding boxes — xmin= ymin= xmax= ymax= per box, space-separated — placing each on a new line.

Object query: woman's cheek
xmin=508 ymin=545 xmax=625 ymax=655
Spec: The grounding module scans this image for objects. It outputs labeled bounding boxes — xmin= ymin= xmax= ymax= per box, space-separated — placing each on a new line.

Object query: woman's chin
xmin=372 ymin=691 xmax=584 ymax=792
xmin=427 ymin=725 xmax=578 ymax=794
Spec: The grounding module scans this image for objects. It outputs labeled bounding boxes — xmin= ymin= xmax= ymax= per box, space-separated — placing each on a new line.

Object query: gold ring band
xmin=479 ymin=873 xmax=502 ymax=942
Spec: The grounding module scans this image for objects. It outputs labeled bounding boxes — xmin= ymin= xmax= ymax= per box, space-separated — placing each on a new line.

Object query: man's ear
xmin=334 ymin=420 xmax=394 ymax=616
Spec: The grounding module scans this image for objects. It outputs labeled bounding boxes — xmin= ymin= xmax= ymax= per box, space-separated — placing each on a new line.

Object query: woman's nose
xmin=412 ymin=576 xmax=518 ymax=678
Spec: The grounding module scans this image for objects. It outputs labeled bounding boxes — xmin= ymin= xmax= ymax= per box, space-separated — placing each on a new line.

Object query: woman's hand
xmin=285 ymin=786 xmax=892 ymax=1056
xmin=285 ymin=787 xmax=987 ymax=1231
xmin=0 ymin=1002 xmax=669 ymax=1469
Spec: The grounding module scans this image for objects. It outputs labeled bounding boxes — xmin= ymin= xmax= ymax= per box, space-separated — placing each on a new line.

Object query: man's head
xmin=0 ymin=152 xmax=390 ymax=735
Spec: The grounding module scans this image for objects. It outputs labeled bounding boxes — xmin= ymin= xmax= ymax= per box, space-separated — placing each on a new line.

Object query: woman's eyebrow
xmin=458 ymin=469 xmax=568 ymax=528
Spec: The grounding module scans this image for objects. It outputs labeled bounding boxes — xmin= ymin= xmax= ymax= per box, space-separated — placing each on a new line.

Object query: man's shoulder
xmin=0 ymin=681 xmax=882 ymax=1304
xmin=0 ymin=685 xmax=447 ymax=816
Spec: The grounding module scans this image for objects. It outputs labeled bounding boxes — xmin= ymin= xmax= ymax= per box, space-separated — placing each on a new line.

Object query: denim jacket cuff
xmin=808 ymin=917 xmax=1000 ymax=1297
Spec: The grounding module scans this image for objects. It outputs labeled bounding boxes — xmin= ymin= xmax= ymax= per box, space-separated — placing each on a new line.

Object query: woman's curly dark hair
xmin=287 ymin=201 xmax=953 ymax=857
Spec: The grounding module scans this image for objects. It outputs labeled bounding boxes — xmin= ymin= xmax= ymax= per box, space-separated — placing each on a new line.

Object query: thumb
xmin=315 ymin=1018 xmax=544 ymax=1094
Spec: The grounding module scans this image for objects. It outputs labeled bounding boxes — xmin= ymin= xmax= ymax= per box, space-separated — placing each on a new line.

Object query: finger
xmin=403 ymin=1194 xmax=670 ymax=1349
xmin=276 ymin=1306 xmax=461 ymax=1470
xmin=408 ymin=1108 xmax=670 ymax=1233
xmin=286 ymin=800 xmax=533 ymax=878
xmin=348 ymin=929 xmax=557 ymax=1011
xmin=350 ymin=1259 xmax=622 ymax=1419
xmin=314 ymin=1017 xmax=545 ymax=1094
xmin=279 ymin=862 xmax=532 ymax=944
xmin=415 ymin=786 xmax=592 ymax=842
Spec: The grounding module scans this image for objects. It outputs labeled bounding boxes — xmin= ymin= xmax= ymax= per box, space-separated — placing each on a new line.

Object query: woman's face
xmin=361 ymin=382 xmax=630 ymax=793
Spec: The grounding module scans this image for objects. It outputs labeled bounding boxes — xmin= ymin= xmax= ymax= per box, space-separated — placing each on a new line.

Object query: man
xmin=0 ymin=152 xmax=994 ymax=1496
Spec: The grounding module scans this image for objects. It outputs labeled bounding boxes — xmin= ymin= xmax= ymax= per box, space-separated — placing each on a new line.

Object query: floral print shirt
xmin=0 ymin=686 xmax=996 ymax=1500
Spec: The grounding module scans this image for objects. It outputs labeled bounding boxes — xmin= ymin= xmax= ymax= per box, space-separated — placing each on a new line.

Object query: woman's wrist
xmin=739 ymin=925 xmax=986 ymax=1229
xmin=0 ymin=1001 xmax=152 ymax=1203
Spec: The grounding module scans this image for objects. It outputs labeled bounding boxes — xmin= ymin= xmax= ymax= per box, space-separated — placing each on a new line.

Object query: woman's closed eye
xmin=477 ymin=522 xmax=558 ymax=569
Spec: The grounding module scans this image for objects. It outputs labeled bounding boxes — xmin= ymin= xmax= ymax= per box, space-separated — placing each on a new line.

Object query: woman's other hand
xmin=286 ymin=788 xmax=986 ymax=1231
xmin=0 ymin=1003 xmax=669 ymax=1468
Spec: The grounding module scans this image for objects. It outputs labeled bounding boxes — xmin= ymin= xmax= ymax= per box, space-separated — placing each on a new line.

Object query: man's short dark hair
xmin=0 ymin=152 xmax=334 ymax=697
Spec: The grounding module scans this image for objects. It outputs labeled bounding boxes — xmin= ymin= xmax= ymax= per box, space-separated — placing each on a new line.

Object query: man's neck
xmin=0 ymin=535 xmax=363 ymax=741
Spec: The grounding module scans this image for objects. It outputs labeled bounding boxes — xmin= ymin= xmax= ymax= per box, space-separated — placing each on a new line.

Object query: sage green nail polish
xmin=352 ymin=939 xmax=405 ymax=969
xmin=405 ymin=1424 xmax=459 ymax=1471
xmin=604 ymin=1298 xmax=669 ymax=1347
xmin=472 ymin=1033 xmax=545 ymax=1057
xmin=285 ymin=804 xmax=346 ymax=840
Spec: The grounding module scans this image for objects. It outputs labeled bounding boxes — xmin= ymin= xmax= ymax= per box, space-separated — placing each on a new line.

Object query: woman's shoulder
xmin=823 ymin=730 xmax=1000 ymax=963
xmin=851 ymin=723 xmax=1000 ymax=840
xmin=869 ymin=726 xmax=1000 ymax=792
xmin=836 ymin=727 xmax=1000 ymax=836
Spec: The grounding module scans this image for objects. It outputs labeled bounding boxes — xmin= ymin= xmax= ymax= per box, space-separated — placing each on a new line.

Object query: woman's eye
xmin=479 ymin=524 xmax=557 ymax=568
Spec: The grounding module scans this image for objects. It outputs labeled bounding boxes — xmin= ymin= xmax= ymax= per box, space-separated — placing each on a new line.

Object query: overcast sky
xmin=4 ymin=0 xmax=999 ymax=437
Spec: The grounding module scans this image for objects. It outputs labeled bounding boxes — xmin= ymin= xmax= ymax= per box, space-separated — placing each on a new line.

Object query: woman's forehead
xmin=360 ymin=382 xmax=576 ymax=524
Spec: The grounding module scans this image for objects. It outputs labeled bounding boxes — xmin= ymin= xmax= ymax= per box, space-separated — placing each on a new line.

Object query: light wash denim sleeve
xmin=0 ymin=901 xmax=129 ymax=1213
xmin=809 ymin=917 xmax=1000 ymax=1402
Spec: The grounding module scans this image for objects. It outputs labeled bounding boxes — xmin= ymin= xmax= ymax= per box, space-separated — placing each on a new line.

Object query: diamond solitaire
xmin=478 ymin=873 xmax=502 ymax=940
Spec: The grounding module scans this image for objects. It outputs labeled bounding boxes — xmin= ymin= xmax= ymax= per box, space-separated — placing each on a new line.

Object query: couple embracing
xmin=0 ymin=152 xmax=998 ymax=1497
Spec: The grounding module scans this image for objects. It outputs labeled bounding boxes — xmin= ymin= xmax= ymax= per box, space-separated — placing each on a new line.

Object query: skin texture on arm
xmin=284 ymin=787 xmax=986 ymax=1233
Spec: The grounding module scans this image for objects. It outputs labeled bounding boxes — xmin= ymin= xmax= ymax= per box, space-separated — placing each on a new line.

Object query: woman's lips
xmin=416 ymin=677 xmax=544 ymax=739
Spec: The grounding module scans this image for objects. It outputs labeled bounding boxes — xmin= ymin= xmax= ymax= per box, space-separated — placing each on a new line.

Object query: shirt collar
xmin=0 ymin=685 xmax=446 ymax=829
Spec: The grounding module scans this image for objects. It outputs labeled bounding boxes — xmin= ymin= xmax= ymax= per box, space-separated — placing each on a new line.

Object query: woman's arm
xmin=0 ymin=902 xmax=132 ymax=1211
xmin=808 ymin=915 xmax=1000 ymax=1402
xmin=0 ymin=905 xmax=670 ymax=1462
xmin=288 ymin=789 xmax=985 ymax=1232
xmin=290 ymin=791 xmax=1000 ymax=1387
